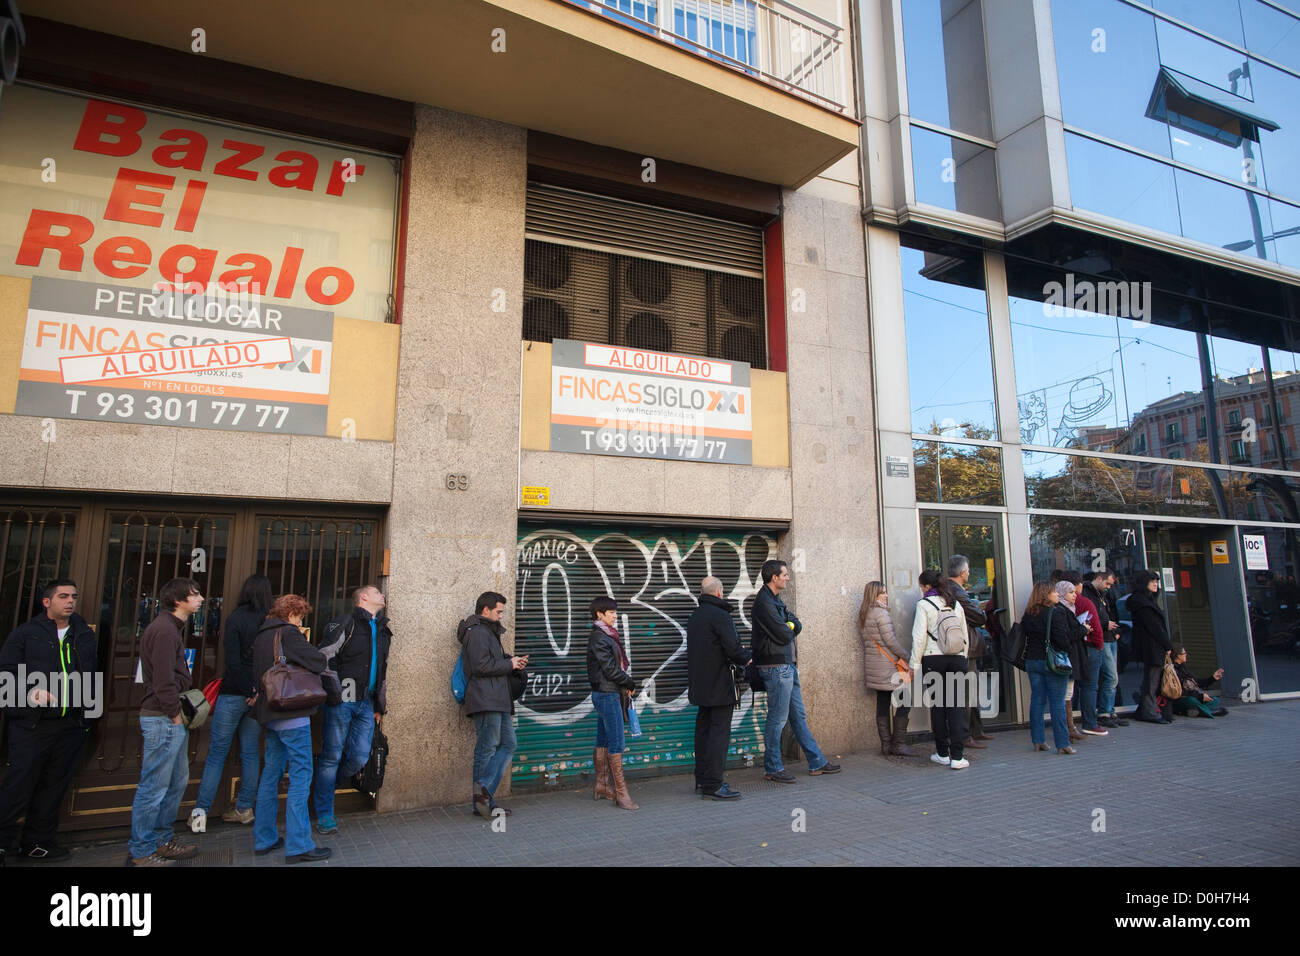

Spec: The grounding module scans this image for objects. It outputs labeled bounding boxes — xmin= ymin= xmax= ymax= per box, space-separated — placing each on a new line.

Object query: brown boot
xmin=876 ymin=716 xmax=892 ymax=755
xmin=1066 ymin=710 xmax=1085 ymax=742
xmin=607 ymin=752 xmax=639 ymax=811
xmin=593 ymin=748 xmax=612 ymax=801
xmin=889 ymin=715 xmax=918 ymax=757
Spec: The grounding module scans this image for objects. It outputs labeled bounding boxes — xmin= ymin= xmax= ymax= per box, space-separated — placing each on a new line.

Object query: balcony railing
xmin=565 ymin=0 xmax=847 ymax=112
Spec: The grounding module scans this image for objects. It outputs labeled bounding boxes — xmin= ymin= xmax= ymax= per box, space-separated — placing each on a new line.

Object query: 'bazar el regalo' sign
xmin=550 ymin=340 xmax=753 ymax=464
xmin=0 ymin=85 xmax=399 ymax=435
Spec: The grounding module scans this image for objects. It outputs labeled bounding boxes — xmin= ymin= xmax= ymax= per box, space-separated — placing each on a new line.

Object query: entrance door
xmin=1139 ymin=523 xmax=1251 ymax=703
xmin=920 ymin=511 xmax=1014 ymax=725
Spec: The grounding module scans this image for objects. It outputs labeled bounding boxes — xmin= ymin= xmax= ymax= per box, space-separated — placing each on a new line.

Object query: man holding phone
xmin=458 ymin=591 xmax=526 ymax=818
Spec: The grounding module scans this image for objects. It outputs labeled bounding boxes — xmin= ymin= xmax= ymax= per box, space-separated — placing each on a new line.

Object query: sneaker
xmin=808 ymin=761 xmax=841 ymax=775
xmin=286 ymin=846 xmax=333 ymax=864
xmin=126 ymin=852 xmax=176 ymax=867
xmin=314 ymin=815 xmax=339 ymax=835
xmin=221 ymin=807 xmax=255 ymax=825
xmin=20 ymin=843 xmax=70 ymax=862
xmin=764 ymin=770 xmax=797 ymax=784
xmin=189 ymin=808 xmax=207 ymax=833
xmin=1108 ymin=714 xmax=1131 ymax=727
xmin=949 ymin=757 xmax=970 ymax=770
xmin=1081 ymin=726 xmax=1109 ymax=736
xmin=155 ymin=840 xmax=197 ymax=861
xmin=930 ymin=753 xmax=951 ymax=766
xmin=1097 ymin=716 xmax=1118 ymax=728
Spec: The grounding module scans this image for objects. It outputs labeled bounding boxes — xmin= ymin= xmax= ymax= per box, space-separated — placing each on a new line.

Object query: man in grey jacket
xmin=457 ymin=591 xmax=526 ymax=818
xmin=948 ymin=555 xmax=994 ymax=750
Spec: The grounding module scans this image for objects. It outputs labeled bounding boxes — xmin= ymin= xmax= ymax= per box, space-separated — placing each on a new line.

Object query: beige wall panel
xmin=519 ymin=340 xmax=551 ymax=450
xmin=327 ymin=318 xmax=401 ymax=442
xmin=0 ymin=414 xmax=50 ymax=487
xmin=0 ymin=275 xmax=31 ymax=413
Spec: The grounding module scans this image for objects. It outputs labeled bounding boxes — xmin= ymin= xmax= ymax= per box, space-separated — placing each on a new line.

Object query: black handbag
xmin=1044 ymin=607 xmax=1073 ymax=676
xmin=353 ymin=725 xmax=388 ymax=797
xmin=1003 ymin=621 xmax=1027 ymax=670
xmin=742 ymin=660 xmax=766 ymax=692
xmin=508 ymin=668 xmax=527 ymax=701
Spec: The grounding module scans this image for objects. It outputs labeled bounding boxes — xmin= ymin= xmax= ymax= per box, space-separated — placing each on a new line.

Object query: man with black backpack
xmin=312 ymin=585 xmax=391 ymax=837
xmin=750 ymin=559 xmax=841 ymax=783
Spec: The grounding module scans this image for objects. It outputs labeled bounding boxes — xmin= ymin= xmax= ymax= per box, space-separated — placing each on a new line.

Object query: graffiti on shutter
xmin=513 ymin=524 xmax=776 ymax=787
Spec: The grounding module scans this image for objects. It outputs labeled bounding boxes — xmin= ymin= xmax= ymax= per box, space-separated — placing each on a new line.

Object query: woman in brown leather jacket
xmin=859 ymin=581 xmax=917 ymax=757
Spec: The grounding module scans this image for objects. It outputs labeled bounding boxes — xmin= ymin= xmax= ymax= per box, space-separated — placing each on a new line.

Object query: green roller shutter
xmin=512 ymin=522 xmax=775 ymax=788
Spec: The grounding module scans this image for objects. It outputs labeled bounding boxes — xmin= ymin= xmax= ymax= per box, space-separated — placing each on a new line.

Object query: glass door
xmin=920 ymin=511 xmax=1014 ymax=724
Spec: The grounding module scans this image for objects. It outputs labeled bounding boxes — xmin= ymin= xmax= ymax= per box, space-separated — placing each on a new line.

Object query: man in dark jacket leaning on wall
xmin=751 ymin=559 xmax=840 ymax=783
xmin=458 ymin=591 xmax=526 ymax=818
xmin=687 ymin=577 xmax=751 ymax=801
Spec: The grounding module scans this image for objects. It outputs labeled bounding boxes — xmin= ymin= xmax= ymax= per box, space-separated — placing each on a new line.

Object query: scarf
xmin=595 ymin=619 xmax=630 ymax=671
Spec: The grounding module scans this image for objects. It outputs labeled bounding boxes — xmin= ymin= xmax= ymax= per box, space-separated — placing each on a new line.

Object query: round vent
xmin=625 ymin=260 xmax=671 ymax=304
xmin=525 ymin=244 xmax=572 ymax=290
xmin=626 ymin=312 xmax=673 ymax=352
xmin=719 ymin=274 xmax=761 ymax=317
xmin=523 ymin=298 xmax=571 ymax=343
xmin=721 ymin=326 xmax=761 ymax=364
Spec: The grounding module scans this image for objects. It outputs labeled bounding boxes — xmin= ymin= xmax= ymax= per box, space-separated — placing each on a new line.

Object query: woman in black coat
xmin=1127 ymin=570 xmax=1172 ymax=724
xmin=585 ymin=596 xmax=638 ymax=811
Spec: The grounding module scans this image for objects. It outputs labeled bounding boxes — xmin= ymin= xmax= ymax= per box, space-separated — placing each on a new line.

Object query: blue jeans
xmin=591 ymin=691 xmax=626 ymax=754
xmin=1079 ymin=646 xmax=1102 ymax=729
xmin=195 ymin=694 xmax=261 ymax=813
xmin=128 ymin=716 xmax=190 ymax=859
xmin=1027 ymin=659 xmax=1070 ymax=750
xmin=1097 ymin=642 xmax=1119 ymax=715
xmin=471 ymin=711 xmax=516 ymax=797
xmin=312 ymin=699 xmax=375 ymax=822
xmin=255 ymin=724 xmax=316 ymax=857
xmin=759 ymin=664 xmax=826 ymax=774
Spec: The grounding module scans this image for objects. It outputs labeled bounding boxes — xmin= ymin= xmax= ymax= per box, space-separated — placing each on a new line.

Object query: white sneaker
xmin=950 ymin=757 xmax=971 ymax=770
xmin=1081 ymin=727 xmax=1109 ymax=736
xmin=929 ymin=753 xmax=951 ymax=766
xmin=188 ymin=808 xmax=206 ymax=834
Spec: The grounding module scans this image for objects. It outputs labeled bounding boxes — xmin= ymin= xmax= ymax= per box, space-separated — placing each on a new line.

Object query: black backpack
xmin=354 ymin=725 xmax=388 ymax=797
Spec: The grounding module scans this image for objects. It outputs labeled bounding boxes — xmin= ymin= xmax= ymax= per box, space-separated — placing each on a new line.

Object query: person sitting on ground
xmin=1169 ymin=646 xmax=1227 ymax=718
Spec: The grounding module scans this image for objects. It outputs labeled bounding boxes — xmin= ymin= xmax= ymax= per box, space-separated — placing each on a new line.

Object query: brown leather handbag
xmin=1160 ymin=652 xmax=1183 ymax=700
xmin=263 ymin=628 xmax=326 ymax=711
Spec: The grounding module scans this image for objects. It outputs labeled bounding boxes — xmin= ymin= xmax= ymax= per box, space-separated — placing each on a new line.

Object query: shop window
xmin=913 ymin=439 xmax=1004 ymax=506
xmin=1024 ymin=448 xmax=1237 ymax=518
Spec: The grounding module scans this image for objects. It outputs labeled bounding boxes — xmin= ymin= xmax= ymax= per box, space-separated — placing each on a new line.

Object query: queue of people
xmin=0 ymin=554 xmax=1230 ymax=863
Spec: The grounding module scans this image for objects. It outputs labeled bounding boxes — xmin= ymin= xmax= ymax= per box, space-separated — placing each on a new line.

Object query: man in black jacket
xmin=0 ymin=579 xmax=99 ymax=865
xmin=311 ymin=585 xmax=392 ymax=835
xmin=458 ymin=591 xmax=526 ymax=817
xmin=948 ymin=555 xmax=993 ymax=750
xmin=687 ymin=577 xmax=750 ymax=801
xmin=751 ymin=559 xmax=840 ymax=783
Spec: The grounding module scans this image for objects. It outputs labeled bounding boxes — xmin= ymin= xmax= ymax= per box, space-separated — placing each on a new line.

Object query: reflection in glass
xmin=1176 ymin=167 xmax=1273 ymax=259
xmin=1241 ymin=525 xmax=1300 ymax=692
xmin=908 ymin=125 xmax=1000 ymax=219
xmin=901 ymin=0 xmax=992 ymax=139
xmin=1065 ymin=134 xmax=1181 ymax=236
xmin=1155 ymin=18 xmax=1252 ymax=98
xmin=1052 ymin=0 xmax=1172 ymax=156
xmin=1153 ymin=0 xmax=1245 ymax=48
xmin=901 ymin=238 xmax=998 ymax=436
xmin=915 ymin=439 xmax=1004 ymax=506
xmin=1242 ymin=58 xmax=1300 ymax=204
xmin=1241 ymin=0 xmax=1300 ymax=74
xmin=1267 ymin=198 xmax=1300 ymax=268
xmin=1024 ymin=448 xmax=1236 ymax=518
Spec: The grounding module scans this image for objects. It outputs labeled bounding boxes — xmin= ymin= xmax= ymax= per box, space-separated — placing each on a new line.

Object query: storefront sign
xmin=550 ymin=339 xmax=752 ymax=464
xmin=1210 ymin=540 xmax=1229 ymax=565
xmin=16 ymin=277 xmax=333 ymax=434
xmin=1243 ymin=534 xmax=1269 ymax=570
xmin=521 ymin=485 xmax=551 ymax=507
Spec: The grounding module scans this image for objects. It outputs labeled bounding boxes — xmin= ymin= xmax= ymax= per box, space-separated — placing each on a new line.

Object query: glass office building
xmin=859 ymin=0 xmax=1300 ymax=713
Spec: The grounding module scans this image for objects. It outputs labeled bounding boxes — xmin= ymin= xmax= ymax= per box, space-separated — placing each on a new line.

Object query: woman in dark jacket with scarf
xmin=1054 ymin=579 xmax=1093 ymax=742
xmin=1127 ymin=570 xmax=1173 ymax=724
xmin=586 ymin=596 xmax=638 ymax=811
xmin=191 ymin=574 xmax=271 ymax=834
xmin=252 ymin=594 xmax=329 ymax=863
xmin=1021 ymin=581 xmax=1077 ymax=753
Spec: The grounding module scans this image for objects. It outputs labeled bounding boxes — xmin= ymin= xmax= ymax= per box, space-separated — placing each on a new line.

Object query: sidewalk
xmin=45 ymin=699 xmax=1300 ymax=867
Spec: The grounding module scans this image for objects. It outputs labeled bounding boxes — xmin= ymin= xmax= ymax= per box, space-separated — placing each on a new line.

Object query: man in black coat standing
xmin=687 ymin=577 xmax=750 ymax=801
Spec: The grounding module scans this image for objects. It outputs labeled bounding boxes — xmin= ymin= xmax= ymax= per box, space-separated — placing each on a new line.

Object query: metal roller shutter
xmin=512 ymin=522 xmax=777 ymax=788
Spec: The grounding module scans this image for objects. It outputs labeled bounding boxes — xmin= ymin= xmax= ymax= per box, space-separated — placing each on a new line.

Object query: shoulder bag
xmin=1044 ymin=607 xmax=1073 ymax=676
xmin=262 ymin=628 xmax=326 ymax=711
xmin=1160 ymin=652 xmax=1183 ymax=699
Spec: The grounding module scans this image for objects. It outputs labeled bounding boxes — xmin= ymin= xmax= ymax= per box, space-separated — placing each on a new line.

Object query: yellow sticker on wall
xmin=1211 ymin=540 xmax=1229 ymax=564
xmin=521 ymin=486 xmax=551 ymax=507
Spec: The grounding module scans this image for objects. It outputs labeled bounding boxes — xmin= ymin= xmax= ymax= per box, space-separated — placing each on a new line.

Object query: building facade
xmin=858 ymin=0 xmax=1300 ymax=724
xmin=0 ymin=0 xmax=873 ymax=826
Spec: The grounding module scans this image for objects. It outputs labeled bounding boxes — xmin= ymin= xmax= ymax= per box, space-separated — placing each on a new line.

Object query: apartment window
xmin=522 ymin=184 xmax=767 ymax=368
xmin=1166 ymin=422 xmax=1181 ymax=443
xmin=1229 ymin=409 xmax=1242 ymax=426
xmin=1232 ymin=438 xmax=1249 ymax=462
xmin=1198 ymin=414 xmax=1207 ymax=438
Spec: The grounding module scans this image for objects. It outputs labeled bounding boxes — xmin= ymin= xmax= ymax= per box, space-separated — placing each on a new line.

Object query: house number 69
xmin=445 ymin=474 xmax=469 ymax=490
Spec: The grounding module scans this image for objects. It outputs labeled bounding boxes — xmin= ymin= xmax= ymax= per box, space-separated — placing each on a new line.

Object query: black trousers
xmin=921 ymin=655 xmax=968 ymax=760
xmin=0 ymin=718 xmax=88 ymax=848
xmin=693 ymin=705 xmax=733 ymax=793
xmin=1137 ymin=663 xmax=1164 ymax=720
